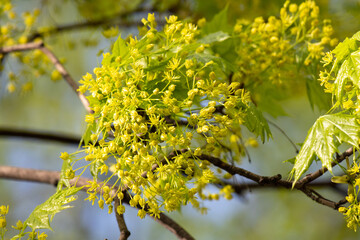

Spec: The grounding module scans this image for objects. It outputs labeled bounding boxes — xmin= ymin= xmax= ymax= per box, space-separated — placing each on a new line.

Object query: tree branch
xmin=0 ymin=41 xmax=92 ymax=113
xmin=154 ymin=213 xmax=195 ymax=240
xmin=297 ymin=146 xmax=355 ymax=186
xmin=0 ymin=42 xmax=44 ymax=54
xmin=29 ymin=19 xmax=138 ymax=42
xmin=0 ymin=127 xmax=80 ymax=145
xmin=197 ymin=154 xmax=347 ymax=209
xmin=0 ymin=165 xmax=194 ymax=240
xmin=27 ymin=3 xmax=150 ymax=41
xmin=225 ymin=180 xmax=340 ymax=193
xmin=299 ymin=186 xmax=345 ymax=209
xmin=38 ymin=45 xmax=92 ymax=113
xmin=114 ymin=197 xmax=131 ymax=240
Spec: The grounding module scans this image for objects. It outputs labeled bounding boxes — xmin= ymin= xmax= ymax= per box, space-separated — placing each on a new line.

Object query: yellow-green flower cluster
xmin=335 ymin=160 xmax=360 ymax=231
xmin=233 ymin=0 xmax=336 ymax=88
xmin=19 ymin=231 xmax=48 ymax=240
xmin=0 ymin=205 xmax=8 ymax=237
xmin=317 ymin=31 xmax=360 ymax=116
xmin=76 ymin=14 xmax=255 ymax=217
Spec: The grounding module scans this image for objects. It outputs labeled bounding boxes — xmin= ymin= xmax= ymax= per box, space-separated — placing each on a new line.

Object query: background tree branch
xmin=0 ymin=127 xmax=80 ymax=145
xmin=0 ymin=41 xmax=92 ymax=113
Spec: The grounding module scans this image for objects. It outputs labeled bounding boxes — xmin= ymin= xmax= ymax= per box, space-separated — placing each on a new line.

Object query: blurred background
xmin=1 ymin=0 xmax=360 ymax=239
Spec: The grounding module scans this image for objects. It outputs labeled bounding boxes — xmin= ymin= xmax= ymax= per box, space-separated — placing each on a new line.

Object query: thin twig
xmin=114 ymin=197 xmax=131 ymax=240
xmin=38 ymin=45 xmax=92 ymax=113
xmin=267 ymin=119 xmax=299 ymax=153
xmin=0 ymin=41 xmax=92 ymax=113
xmin=299 ymin=186 xmax=338 ymax=209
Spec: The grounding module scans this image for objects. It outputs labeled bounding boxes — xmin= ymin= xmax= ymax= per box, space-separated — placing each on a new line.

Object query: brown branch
xmin=0 ymin=41 xmax=92 ymax=113
xmin=197 ymin=154 xmax=276 ymax=184
xmin=299 ymin=186 xmax=345 ymax=209
xmin=29 ymin=19 xmax=139 ymax=42
xmin=226 ymin=180 xmax=340 ymax=192
xmin=27 ymin=3 xmax=150 ymax=42
xmin=197 ymin=154 xmax=346 ymax=209
xmin=0 ymin=165 xmax=194 ymax=240
xmin=154 ymin=213 xmax=195 ymax=240
xmin=38 ymin=45 xmax=92 ymax=113
xmin=223 ymin=179 xmax=348 ymax=207
xmin=0 ymin=41 xmax=43 ymax=54
xmin=297 ymin=147 xmax=355 ymax=186
xmin=114 ymin=197 xmax=131 ymax=240
xmin=0 ymin=127 xmax=80 ymax=145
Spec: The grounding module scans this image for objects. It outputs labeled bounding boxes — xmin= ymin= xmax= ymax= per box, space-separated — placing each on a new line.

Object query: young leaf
xmin=332 ymin=31 xmax=360 ymax=66
xmin=198 ymin=31 xmax=230 ymax=44
xmin=334 ymin=50 xmax=360 ymax=101
xmin=202 ymin=5 xmax=231 ymax=34
xmin=102 ymin=34 xmax=130 ymax=65
xmin=111 ymin=34 xmax=130 ymax=60
xmin=291 ymin=114 xmax=360 ymax=185
xmin=187 ymin=52 xmax=236 ymax=72
xmin=90 ymin=159 xmax=103 ymax=181
xmin=24 ymin=187 xmax=82 ymax=231
xmin=243 ymin=102 xmax=272 ymax=142
xmin=57 ymin=159 xmax=72 ymax=191
xmin=81 ymin=122 xmax=95 ymax=146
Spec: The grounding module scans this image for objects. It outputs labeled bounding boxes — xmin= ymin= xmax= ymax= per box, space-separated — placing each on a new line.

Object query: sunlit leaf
xmin=334 ymin=50 xmax=360 ymax=101
xmin=332 ymin=31 xmax=360 ymax=67
xmin=291 ymin=114 xmax=360 ymax=185
xmin=24 ymin=187 xmax=82 ymax=231
xmin=199 ymin=31 xmax=230 ymax=44
xmin=57 ymin=159 xmax=72 ymax=191
xmin=90 ymin=159 xmax=103 ymax=181
xmin=111 ymin=34 xmax=129 ymax=60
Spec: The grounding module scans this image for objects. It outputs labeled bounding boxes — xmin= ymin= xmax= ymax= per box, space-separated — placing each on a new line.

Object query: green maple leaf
xmin=332 ymin=31 xmax=360 ymax=69
xmin=24 ymin=186 xmax=82 ymax=231
xmin=291 ymin=113 xmax=360 ymax=185
xmin=202 ymin=5 xmax=231 ymax=34
xmin=334 ymin=50 xmax=360 ymax=101
xmin=243 ymin=102 xmax=272 ymax=142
